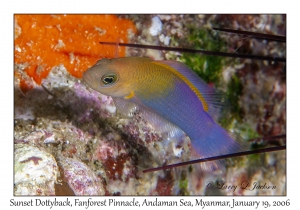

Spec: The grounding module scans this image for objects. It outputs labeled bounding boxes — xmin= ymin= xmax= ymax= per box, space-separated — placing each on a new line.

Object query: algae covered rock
xmin=14 ymin=144 xmax=58 ymax=195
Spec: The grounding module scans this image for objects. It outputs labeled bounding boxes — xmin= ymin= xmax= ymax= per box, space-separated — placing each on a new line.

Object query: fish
xmin=83 ymin=56 xmax=248 ymax=170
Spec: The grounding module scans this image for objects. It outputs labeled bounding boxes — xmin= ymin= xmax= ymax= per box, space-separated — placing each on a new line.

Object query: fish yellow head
xmin=83 ymin=57 xmax=148 ymax=98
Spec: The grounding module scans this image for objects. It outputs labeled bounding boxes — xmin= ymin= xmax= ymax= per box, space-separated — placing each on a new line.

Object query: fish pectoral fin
xmin=129 ymin=97 xmax=186 ymax=144
xmin=112 ymin=97 xmax=138 ymax=118
xmin=116 ymin=95 xmax=186 ymax=145
xmin=124 ymin=91 xmax=135 ymax=99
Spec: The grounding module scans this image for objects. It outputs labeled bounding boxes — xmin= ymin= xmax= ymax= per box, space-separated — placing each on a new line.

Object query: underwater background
xmin=14 ymin=14 xmax=286 ymax=195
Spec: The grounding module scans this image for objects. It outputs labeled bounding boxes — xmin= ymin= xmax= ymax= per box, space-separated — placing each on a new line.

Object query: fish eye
xmin=101 ymin=73 xmax=118 ymax=86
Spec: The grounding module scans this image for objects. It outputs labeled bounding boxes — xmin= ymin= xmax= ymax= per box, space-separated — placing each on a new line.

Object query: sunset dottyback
xmin=83 ymin=57 xmax=248 ymax=171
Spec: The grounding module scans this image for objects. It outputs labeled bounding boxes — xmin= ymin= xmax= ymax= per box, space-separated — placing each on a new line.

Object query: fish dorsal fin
xmin=154 ymin=60 xmax=229 ymax=122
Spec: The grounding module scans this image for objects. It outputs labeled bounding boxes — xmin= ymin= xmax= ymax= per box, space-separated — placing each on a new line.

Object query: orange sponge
xmin=14 ymin=15 xmax=136 ymax=92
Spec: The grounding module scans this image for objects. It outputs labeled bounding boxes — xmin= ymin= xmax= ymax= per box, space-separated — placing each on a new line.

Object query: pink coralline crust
xmin=74 ymin=83 xmax=103 ymax=108
xmin=144 ymin=132 xmax=161 ymax=144
xmin=72 ymin=127 xmax=85 ymax=142
xmin=102 ymin=154 xmax=131 ymax=181
xmin=60 ymin=158 xmax=104 ymax=195
xmin=92 ymin=139 xmax=136 ymax=181
xmin=62 ymin=144 xmax=77 ymax=158
xmin=121 ymin=111 xmax=164 ymax=146
xmin=123 ymin=121 xmax=158 ymax=146
xmin=72 ymin=179 xmax=87 ymax=193
xmin=73 ymin=82 xmax=115 ymax=120
xmin=124 ymin=123 xmax=142 ymax=142
xmin=36 ymin=188 xmax=43 ymax=195
xmin=93 ymin=141 xmax=114 ymax=161
xmin=237 ymin=62 xmax=286 ymax=138
xmin=64 ymin=169 xmax=98 ymax=195
xmin=20 ymin=156 xmax=43 ymax=165
xmin=154 ymin=173 xmax=174 ymax=195
xmin=19 ymin=131 xmax=45 ymax=144
xmin=273 ymin=86 xmax=286 ymax=101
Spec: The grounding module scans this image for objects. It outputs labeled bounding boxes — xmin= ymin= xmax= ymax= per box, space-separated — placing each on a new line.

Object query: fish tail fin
xmin=190 ymin=122 xmax=249 ymax=172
